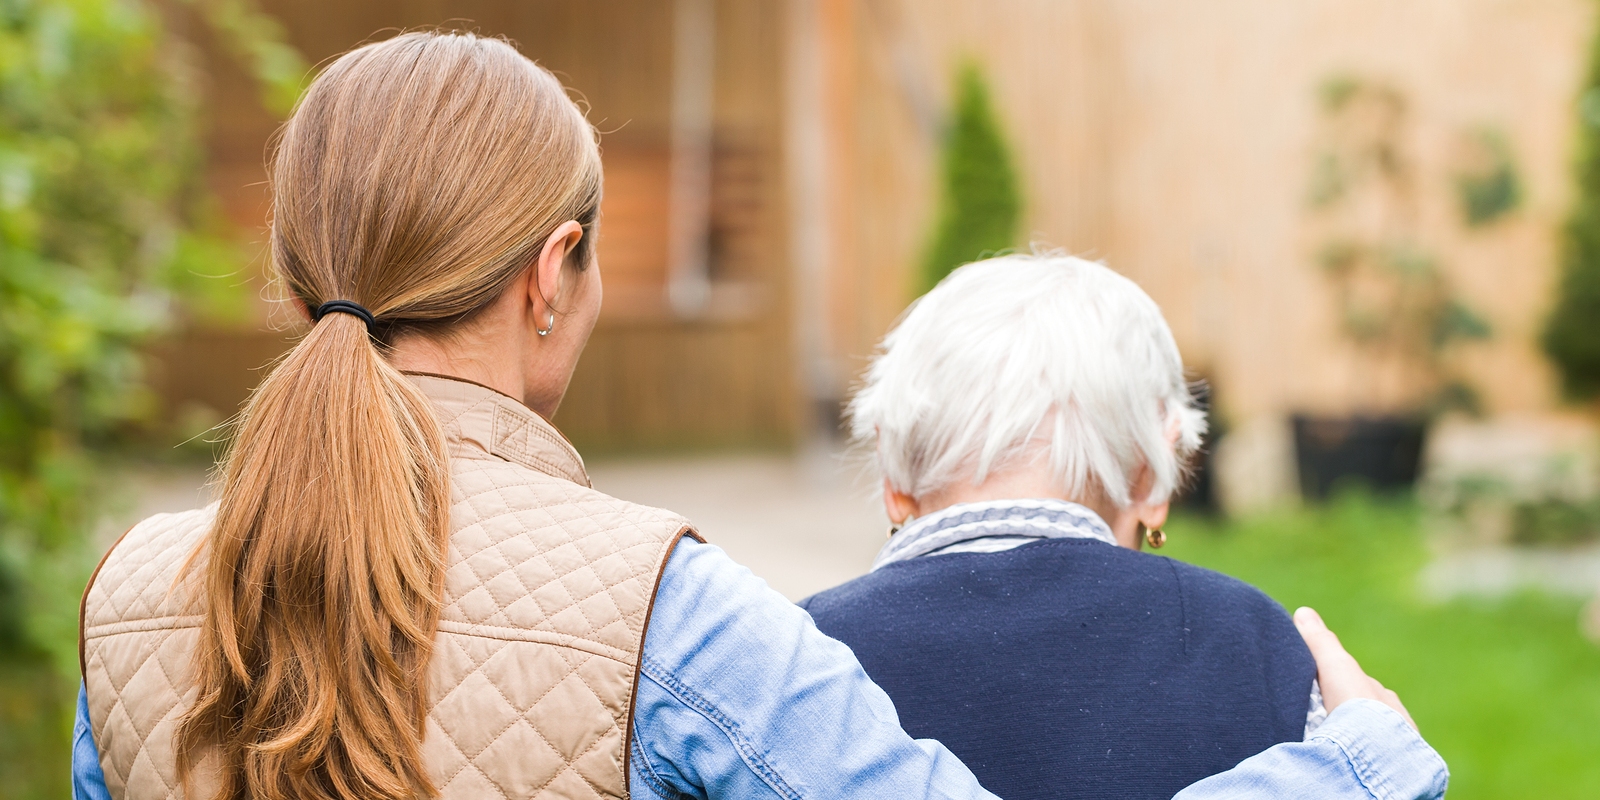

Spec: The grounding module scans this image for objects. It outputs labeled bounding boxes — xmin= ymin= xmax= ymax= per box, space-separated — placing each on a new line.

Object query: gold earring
xmin=1145 ymin=526 xmax=1167 ymax=549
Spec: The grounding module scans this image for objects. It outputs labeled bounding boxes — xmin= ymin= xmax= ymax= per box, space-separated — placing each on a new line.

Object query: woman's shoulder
xmin=1138 ymin=555 xmax=1309 ymax=661
xmin=449 ymin=455 xmax=696 ymax=541
xmin=95 ymin=503 xmax=218 ymax=579
xmin=82 ymin=503 xmax=219 ymax=635
xmin=1153 ymin=554 xmax=1287 ymax=616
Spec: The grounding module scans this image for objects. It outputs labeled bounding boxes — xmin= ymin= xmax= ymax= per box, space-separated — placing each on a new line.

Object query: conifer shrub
xmin=918 ymin=62 xmax=1021 ymax=295
xmin=1545 ymin=36 xmax=1600 ymax=402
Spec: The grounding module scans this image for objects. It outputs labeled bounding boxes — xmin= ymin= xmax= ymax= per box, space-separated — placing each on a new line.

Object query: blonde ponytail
xmin=181 ymin=312 xmax=448 ymax=799
xmin=178 ymin=32 xmax=602 ymax=800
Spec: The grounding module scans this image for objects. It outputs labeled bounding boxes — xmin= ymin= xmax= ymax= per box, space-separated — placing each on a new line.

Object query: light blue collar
xmin=872 ymin=498 xmax=1117 ymax=571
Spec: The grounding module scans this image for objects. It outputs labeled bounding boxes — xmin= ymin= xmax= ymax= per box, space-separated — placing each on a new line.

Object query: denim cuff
xmin=1310 ymin=699 xmax=1449 ymax=800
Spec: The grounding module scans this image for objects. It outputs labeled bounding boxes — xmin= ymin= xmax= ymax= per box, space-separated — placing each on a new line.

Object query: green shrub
xmin=0 ymin=0 xmax=304 ymax=675
xmin=1510 ymin=497 xmax=1600 ymax=546
xmin=1306 ymin=76 xmax=1491 ymax=416
xmin=1545 ymin=27 xmax=1600 ymax=401
xmin=1455 ymin=128 xmax=1522 ymax=227
xmin=918 ymin=62 xmax=1021 ymax=295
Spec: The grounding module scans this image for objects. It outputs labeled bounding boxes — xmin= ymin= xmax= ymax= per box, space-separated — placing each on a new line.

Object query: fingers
xmin=1293 ymin=607 xmax=1417 ymax=730
xmin=1294 ymin=607 xmax=1364 ymax=709
xmin=1370 ymin=678 xmax=1416 ymax=730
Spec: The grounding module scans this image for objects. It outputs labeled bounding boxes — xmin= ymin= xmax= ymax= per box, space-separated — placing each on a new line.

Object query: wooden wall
xmin=825 ymin=0 xmax=1594 ymax=425
xmin=159 ymin=0 xmax=1589 ymax=456
xmin=157 ymin=0 xmax=797 ymax=451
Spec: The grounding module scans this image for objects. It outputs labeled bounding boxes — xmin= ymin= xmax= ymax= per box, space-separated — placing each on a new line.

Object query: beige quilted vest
xmin=80 ymin=374 xmax=697 ymax=800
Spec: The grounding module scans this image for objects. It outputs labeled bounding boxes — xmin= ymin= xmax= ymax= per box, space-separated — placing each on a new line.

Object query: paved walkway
xmin=587 ymin=447 xmax=885 ymax=600
xmin=97 ymin=446 xmax=887 ymax=602
xmin=1419 ymin=545 xmax=1600 ymax=600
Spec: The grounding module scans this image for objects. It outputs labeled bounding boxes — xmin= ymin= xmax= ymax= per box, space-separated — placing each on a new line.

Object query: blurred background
xmin=4 ymin=0 xmax=1600 ymax=797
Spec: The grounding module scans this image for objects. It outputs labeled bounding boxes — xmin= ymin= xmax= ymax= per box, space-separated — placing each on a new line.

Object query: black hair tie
xmin=313 ymin=299 xmax=375 ymax=332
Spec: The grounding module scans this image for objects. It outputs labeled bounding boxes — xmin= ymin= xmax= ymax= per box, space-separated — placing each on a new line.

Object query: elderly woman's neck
xmin=900 ymin=470 xmax=1146 ymax=550
xmin=916 ymin=473 xmax=1114 ymax=526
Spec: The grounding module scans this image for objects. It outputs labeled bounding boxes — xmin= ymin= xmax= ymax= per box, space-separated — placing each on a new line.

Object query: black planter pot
xmin=1291 ymin=414 xmax=1427 ymax=501
xmin=1175 ymin=440 xmax=1221 ymax=514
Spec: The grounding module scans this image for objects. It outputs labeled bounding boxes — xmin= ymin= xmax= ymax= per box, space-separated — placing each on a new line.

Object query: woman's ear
xmin=1140 ymin=412 xmax=1183 ymax=533
xmin=530 ymin=220 xmax=586 ymax=314
xmin=1139 ymin=499 xmax=1171 ymax=533
xmin=883 ymin=480 xmax=919 ymax=526
xmin=1165 ymin=412 xmax=1184 ymax=446
xmin=1123 ymin=462 xmax=1170 ymax=546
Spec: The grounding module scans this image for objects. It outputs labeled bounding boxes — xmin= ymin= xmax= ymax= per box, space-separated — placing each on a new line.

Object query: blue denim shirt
xmin=75 ymin=539 xmax=1447 ymax=800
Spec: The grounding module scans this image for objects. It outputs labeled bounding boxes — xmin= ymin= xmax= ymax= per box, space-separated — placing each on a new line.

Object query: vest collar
xmin=404 ymin=372 xmax=591 ymax=488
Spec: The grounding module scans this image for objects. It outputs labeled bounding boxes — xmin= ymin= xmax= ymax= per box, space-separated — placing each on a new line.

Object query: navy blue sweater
xmin=799 ymin=538 xmax=1314 ymax=800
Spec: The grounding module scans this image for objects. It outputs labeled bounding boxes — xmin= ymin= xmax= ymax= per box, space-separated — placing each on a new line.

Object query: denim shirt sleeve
xmin=628 ymin=538 xmax=997 ymax=799
xmin=72 ymin=683 xmax=113 ymax=800
xmin=1176 ymin=699 xmax=1449 ymax=800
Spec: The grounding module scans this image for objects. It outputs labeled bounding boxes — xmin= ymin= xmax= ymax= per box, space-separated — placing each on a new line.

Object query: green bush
xmin=918 ymin=62 xmax=1021 ymax=295
xmin=1455 ymin=128 xmax=1522 ymax=227
xmin=0 ymin=0 xmax=303 ymax=675
xmin=1545 ymin=25 xmax=1600 ymax=401
xmin=1306 ymin=76 xmax=1491 ymax=417
xmin=1510 ymin=497 xmax=1600 ymax=546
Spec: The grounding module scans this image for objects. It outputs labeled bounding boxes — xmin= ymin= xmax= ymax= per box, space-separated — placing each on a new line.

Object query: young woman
xmin=73 ymin=31 xmax=1444 ymax=800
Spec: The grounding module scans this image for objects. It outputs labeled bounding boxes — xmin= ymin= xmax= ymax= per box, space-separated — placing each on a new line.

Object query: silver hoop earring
xmin=536 ymin=312 xmax=555 ymax=337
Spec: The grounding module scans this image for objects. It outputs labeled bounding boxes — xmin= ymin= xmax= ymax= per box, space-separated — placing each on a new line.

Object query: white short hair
xmin=849 ymin=253 xmax=1206 ymax=508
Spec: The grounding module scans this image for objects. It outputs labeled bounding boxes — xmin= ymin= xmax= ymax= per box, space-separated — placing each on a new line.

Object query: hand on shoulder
xmin=1293 ymin=607 xmax=1416 ymax=729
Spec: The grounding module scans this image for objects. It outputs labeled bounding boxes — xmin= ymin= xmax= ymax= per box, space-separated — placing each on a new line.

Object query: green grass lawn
xmin=1165 ymin=496 xmax=1600 ymax=800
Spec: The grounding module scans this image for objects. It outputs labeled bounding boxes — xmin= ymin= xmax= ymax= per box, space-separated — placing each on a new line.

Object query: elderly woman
xmin=802 ymin=253 xmax=1324 ymax=800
